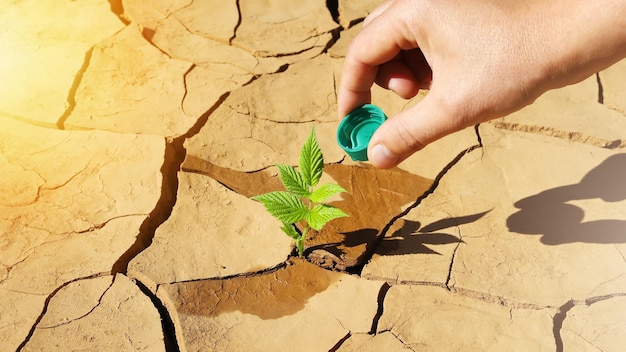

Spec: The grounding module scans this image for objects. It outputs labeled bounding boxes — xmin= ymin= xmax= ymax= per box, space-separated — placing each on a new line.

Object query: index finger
xmin=337 ymin=7 xmax=417 ymax=117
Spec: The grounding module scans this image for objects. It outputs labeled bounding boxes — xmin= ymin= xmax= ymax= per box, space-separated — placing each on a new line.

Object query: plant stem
xmin=298 ymin=226 xmax=308 ymax=257
xmin=298 ymin=185 xmax=314 ymax=258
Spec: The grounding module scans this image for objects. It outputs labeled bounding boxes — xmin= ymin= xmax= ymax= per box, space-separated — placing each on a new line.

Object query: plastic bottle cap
xmin=337 ymin=104 xmax=387 ymax=161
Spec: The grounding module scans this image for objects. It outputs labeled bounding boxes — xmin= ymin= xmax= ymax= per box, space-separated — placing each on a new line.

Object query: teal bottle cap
xmin=337 ymin=104 xmax=387 ymax=161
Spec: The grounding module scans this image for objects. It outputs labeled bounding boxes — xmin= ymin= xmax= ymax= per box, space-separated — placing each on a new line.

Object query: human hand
xmin=338 ymin=0 xmax=626 ymax=168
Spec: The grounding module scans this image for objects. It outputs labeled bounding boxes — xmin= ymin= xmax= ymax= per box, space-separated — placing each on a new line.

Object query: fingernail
xmin=369 ymin=144 xmax=399 ymax=168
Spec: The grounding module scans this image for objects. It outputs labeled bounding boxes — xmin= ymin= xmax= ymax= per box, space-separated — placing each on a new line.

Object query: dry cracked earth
xmin=1 ymin=0 xmax=626 ymax=351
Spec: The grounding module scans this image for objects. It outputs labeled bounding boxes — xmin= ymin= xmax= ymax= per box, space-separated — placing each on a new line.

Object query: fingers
xmin=375 ymin=49 xmax=432 ymax=97
xmin=363 ymin=0 xmax=395 ymax=27
xmin=337 ymin=55 xmax=376 ymax=118
xmin=338 ymin=4 xmax=419 ymax=117
xmin=337 ymin=20 xmax=399 ymax=117
xmin=375 ymin=61 xmax=421 ymax=98
xmin=367 ymin=93 xmax=465 ymax=169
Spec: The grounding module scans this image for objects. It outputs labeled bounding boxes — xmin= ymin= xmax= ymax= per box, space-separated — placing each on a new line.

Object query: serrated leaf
xmin=299 ymin=127 xmax=324 ymax=187
xmin=309 ymin=183 xmax=347 ymax=203
xmin=276 ymin=164 xmax=309 ymax=197
xmin=281 ymin=222 xmax=301 ymax=240
xmin=251 ymin=191 xmax=307 ymax=224
xmin=306 ymin=204 xmax=349 ymax=231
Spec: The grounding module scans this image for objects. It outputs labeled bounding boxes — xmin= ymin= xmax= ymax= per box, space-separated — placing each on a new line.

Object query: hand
xmin=338 ymin=0 xmax=626 ymax=168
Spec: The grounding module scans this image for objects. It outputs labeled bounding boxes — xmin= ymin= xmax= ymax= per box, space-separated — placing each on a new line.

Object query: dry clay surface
xmin=1 ymin=1 xmax=625 ymax=351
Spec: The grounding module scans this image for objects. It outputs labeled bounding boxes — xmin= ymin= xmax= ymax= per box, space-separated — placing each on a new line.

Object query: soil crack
xmin=180 ymin=64 xmax=196 ymax=115
xmin=389 ymin=331 xmax=416 ymax=352
xmin=134 ymin=280 xmax=180 ymax=351
xmin=229 ymin=0 xmax=242 ymax=44
xmin=491 ymin=121 xmax=625 ymax=149
xmin=370 ymin=282 xmax=391 ymax=333
xmin=0 ymin=256 xmax=31 ymax=286
xmin=451 ymin=287 xmax=555 ymax=310
xmin=0 ymin=111 xmax=59 ymax=129
xmin=326 ymin=0 xmax=341 ymax=25
xmin=38 ymin=277 xmax=115 ymax=330
xmin=444 ymin=227 xmax=463 ymax=291
xmin=56 ymin=47 xmax=94 ymax=130
xmin=111 ymin=139 xmax=182 ymax=274
xmin=107 ymin=0 xmax=129 ymax=25
xmin=552 ymin=293 xmax=626 ymax=352
xmin=15 ymin=272 xmax=110 ymax=352
xmin=328 ymin=332 xmax=351 ymax=352
xmin=596 ymin=72 xmax=604 ymax=104
xmin=163 ymin=261 xmax=288 ymax=285
xmin=615 ymin=244 xmax=626 ymax=263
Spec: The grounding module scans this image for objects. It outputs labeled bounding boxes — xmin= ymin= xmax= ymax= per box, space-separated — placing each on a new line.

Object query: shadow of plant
xmin=507 ymin=153 xmax=626 ymax=245
xmin=308 ymin=163 xmax=433 ymax=269
xmin=376 ymin=211 xmax=489 ymax=256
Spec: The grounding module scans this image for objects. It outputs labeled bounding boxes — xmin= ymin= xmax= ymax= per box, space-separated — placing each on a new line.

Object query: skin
xmin=338 ymin=0 xmax=626 ymax=169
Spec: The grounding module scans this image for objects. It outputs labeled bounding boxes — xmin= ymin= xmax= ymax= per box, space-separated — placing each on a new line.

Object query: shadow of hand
xmin=507 ymin=154 xmax=626 ymax=244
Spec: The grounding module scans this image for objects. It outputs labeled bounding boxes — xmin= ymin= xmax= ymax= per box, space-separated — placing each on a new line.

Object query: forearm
xmin=542 ymin=0 xmax=626 ymax=89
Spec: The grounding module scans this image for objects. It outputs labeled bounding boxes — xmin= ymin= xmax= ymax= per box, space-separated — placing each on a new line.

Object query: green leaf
xmin=309 ymin=183 xmax=347 ymax=203
xmin=306 ymin=204 xmax=349 ymax=231
xmin=281 ymin=222 xmax=301 ymax=240
xmin=299 ymin=127 xmax=324 ymax=187
xmin=276 ymin=164 xmax=309 ymax=197
xmin=251 ymin=192 xmax=307 ymax=224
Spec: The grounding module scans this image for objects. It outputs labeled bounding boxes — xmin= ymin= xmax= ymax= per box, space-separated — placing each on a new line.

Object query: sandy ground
xmin=1 ymin=1 xmax=626 ymax=351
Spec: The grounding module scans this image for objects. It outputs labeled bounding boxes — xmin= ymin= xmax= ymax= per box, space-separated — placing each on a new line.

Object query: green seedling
xmin=252 ymin=128 xmax=349 ymax=257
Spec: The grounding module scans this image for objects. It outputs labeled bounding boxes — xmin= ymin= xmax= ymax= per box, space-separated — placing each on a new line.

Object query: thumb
xmin=367 ymin=94 xmax=465 ymax=168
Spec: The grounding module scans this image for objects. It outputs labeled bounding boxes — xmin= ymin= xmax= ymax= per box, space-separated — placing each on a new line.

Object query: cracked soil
xmin=1 ymin=0 xmax=626 ymax=351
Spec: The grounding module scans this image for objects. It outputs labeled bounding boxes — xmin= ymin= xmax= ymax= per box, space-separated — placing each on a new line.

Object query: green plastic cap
xmin=337 ymin=104 xmax=387 ymax=161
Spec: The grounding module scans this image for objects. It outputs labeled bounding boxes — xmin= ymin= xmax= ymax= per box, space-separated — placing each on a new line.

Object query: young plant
xmin=252 ymin=128 xmax=349 ymax=257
